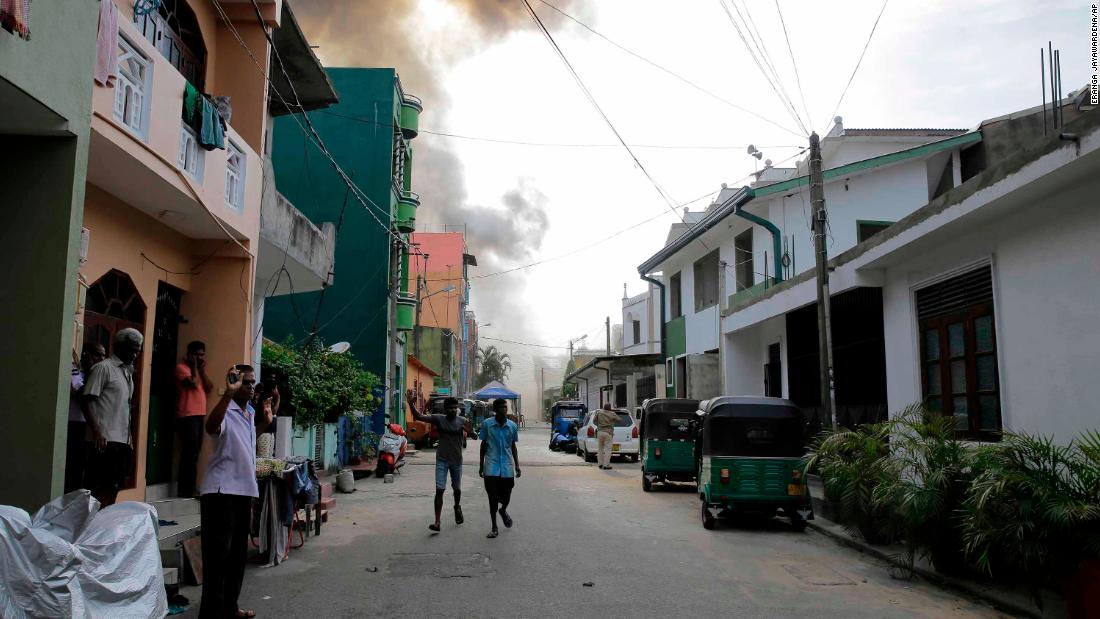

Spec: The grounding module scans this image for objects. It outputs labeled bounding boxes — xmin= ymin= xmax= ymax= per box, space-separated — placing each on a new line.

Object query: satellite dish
xmin=329 ymin=341 xmax=351 ymax=354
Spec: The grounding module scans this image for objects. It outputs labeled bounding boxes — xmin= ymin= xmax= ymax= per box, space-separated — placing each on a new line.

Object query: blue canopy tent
xmin=472 ymin=381 xmax=522 ymax=425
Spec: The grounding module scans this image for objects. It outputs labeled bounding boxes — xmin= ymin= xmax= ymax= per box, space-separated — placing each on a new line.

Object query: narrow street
xmin=178 ymin=428 xmax=1003 ymax=619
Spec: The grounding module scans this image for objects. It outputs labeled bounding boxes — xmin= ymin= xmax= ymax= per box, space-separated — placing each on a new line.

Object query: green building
xmin=0 ymin=4 xmax=100 ymax=510
xmin=265 ymin=68 xmax=422 ymax=422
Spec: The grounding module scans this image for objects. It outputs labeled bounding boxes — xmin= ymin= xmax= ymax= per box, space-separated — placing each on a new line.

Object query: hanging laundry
xmin=182 ymin=82 xmax=201 ymax=127
xmin=198 ymin=96 xmax=225 ymax=151
xmin=94 ymin=0 xmax=118 ymax=87
xmin=0 ymin=0 xmax=30 ymax=40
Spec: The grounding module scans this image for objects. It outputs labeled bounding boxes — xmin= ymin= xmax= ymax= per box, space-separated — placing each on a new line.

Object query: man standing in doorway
xmin=82 ymin=328 xmax=143 ymax=506
xmin=176 ymin=341 xmax=213 ymax=497
xmin=199 ymin=365 xmax=272 ymax=619
xmin=407 ymin=393 xmax=472 ymax=532
xmin=479 ymin=399 xmax=520 ymax=538
xmin=594 ymin=403 xmax=619 ymax=470
xmin=65 ymin=341 xmax=106 ymax=493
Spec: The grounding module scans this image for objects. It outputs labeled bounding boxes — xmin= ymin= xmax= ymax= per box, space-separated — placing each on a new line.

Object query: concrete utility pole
xmin=809 ymin=132 xmax=838 ymax=429
xmin=605 ymin=316 xmax=611 ymax=355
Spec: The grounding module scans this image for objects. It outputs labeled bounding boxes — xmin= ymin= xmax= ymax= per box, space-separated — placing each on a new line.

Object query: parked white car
xmin=575 ymin=409 xmax=640 ymax=463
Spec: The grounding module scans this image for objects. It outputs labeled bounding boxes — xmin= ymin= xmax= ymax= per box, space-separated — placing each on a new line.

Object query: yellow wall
xmin=81 ymin=184 xmax=255 ymax=502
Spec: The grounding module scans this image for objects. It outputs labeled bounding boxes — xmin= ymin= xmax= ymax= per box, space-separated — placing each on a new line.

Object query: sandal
xmin=486 ymin=529 xmax=498 ymax=539
xmin=428 ymin=523 xmax=440 ymax=532
xmin=235 ymin=611 xmax=257 ymax=618
xmin=500 ymin=511 xmax=513 ymax=529
xmin=454 ymin=505 xmax=464 ymax=525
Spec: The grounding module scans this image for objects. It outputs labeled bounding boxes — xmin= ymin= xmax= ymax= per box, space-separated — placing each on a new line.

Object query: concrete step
xmin=162 ymin=567 xmax=179 ymax=587
xmin=157 ymin=512 xmax=201 ymax=550
xmin=319 ymin=496 xmax=337 ymax=511
xmin=150 ymin=497 xmax=200 ymax=519
xmin=320 ymin=482 xmax=334 ymax=499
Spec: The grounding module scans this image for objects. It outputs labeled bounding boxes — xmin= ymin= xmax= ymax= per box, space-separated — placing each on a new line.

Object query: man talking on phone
xmin=198 ymin=365 xmax=272 ymax=619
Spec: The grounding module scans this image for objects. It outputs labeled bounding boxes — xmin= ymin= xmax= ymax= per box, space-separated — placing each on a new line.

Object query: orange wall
xmin=81 ymin=183 xmax=255 ymax=502
xmin=408 ymin=233 xmax=465 ymax=333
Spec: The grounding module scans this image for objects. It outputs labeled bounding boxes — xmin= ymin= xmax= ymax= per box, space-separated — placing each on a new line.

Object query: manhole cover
xmin=388 ymin=553 xmax=494 ymax=578
xmin=782 ymin=564 xmax=855 ymax=586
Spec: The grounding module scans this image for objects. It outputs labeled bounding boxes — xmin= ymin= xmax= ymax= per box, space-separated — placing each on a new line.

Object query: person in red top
xmin=176 ymin=340 xmax=213 ymax=497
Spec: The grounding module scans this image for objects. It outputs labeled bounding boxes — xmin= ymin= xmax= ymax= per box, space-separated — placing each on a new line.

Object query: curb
xmin=807 ymin=521 xmax=1051 ymax=619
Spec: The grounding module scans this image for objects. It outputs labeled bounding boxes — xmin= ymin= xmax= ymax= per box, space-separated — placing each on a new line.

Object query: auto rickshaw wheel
xmin=701 ymin=501 xmax=716 ymax=530
xmin=788 ymin=511 xmax=807 ymax=532
xmin=642 ymin=476 xmax=652 ymax=492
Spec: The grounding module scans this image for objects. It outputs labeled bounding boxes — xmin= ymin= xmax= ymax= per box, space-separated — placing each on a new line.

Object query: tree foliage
xmin=262 ymin=339 xmax=380 ymax=429
xmin=476 ymin=344 xmax=511 ymax=385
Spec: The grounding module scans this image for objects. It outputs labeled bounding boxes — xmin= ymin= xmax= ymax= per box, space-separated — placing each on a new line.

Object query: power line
xmin=535 ymin=0 xmax=805 ymax=139
xmin=826 ymin=0 xmax=890 ymax=132
xmin=773 ymin=0 xmax=813 ymax=132
xmin=480 ymin=336 xmax=571 ymax=350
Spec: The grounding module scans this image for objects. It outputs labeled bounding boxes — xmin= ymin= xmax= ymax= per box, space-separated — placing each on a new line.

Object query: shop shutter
xmin=915 ymin=266 xmax=993 ymax=321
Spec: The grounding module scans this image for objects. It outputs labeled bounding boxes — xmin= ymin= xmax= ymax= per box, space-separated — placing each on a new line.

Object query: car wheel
xmin=788 ymin=510 xmax=808 ymax=532
xmin=631 ymin=454 xmax=640 ymax=463
xmin=642 ymin=476 xmax=652 ymax=492
xmin=701 ymin=501 xmax=716 ymax=530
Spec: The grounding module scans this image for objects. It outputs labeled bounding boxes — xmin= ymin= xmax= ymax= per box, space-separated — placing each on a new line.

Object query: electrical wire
xmin=773 ymin=0 xmax=813 ymax=132
xmin=480 ymin=336 xmax=571 ymax=350
xmin=534 ymin=0 xmax=805 ymax=139
xmin=825 ymin=0 xmax=890 ymax=133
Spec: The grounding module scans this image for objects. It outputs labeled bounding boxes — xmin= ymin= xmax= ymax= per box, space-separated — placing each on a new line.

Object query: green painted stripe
xmin=754 ymin=131 xmax=982 ymax=198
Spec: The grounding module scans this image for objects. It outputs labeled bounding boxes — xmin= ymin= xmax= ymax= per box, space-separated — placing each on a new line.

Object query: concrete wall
xmin=882 ymin=177 xmax=1100 ymax=443
xmin=723 ymin=315 xmax=788 ymax=398
xmin=0 ymin=2 xmax=98 ymax=510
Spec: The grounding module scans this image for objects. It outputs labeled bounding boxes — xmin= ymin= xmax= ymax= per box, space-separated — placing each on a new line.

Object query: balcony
xmin=728 ymin=278 xmax=777 ymax=309
xmin=258 ymin=169 xmax=336 ymax=297
xmin=87 ymin=14 xmax=261 ymax=243
xmin=395 ymin=191 xmax=419 ymax=233
xmin=400 ymin=94 xmax=422 ymax=139
xmin=395 ymin=293 xmax=417 ymax=332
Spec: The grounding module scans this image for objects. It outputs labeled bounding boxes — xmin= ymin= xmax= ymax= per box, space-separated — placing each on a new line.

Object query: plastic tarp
xmin=0 ymin=490 xmax=167 ymax=618
xmin=472 ymin=381 xmax=519 ymax=400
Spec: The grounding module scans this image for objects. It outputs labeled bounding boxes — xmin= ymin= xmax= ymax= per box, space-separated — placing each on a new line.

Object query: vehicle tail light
xmin=654 ymin=447 xmax=662 ymax=459
xmin=587 ymin=426 xmax=595 ymax=438
xmin=792 ymin=469 xmax=803 ymax=480
xmin=631 ymin=426 xmax=639 ymax=438
xmin=720 ymin=468 xmax=730 ymax=484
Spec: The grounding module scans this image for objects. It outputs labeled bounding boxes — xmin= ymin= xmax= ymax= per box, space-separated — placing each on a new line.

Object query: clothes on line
xmin=183 ymin=82 xmax=226 ymax=151
xmin=94 ymin=0 xmax=118 ymax=86
xmin=0 ymin=0 xmax=30 ymax=40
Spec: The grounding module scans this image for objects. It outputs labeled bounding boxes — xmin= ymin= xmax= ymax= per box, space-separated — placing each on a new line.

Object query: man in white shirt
xmin=81 ymin=328 xmax=142 ymax=506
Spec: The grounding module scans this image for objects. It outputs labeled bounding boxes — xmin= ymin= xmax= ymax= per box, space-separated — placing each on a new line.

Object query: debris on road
xmin=583 ymin=581 xmax=594 ymax=587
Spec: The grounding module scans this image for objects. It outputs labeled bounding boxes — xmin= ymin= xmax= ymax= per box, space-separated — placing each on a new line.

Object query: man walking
xmin=81 ymin=328 xmax=143 ymax=506
xmin=175 ymin=340 xmax=213 ymax=497
xmin=479 ymin=399 xmax=520 ymax=538
xmin=407 ymin=393 xmax=471 ymax=532
xmin=594 ymin=403 xmax=619 ymax=470
xmin=199 ymin=365 xmax=273 ymax=619
xmin=64 ymin=342 xmax=106 ymax=493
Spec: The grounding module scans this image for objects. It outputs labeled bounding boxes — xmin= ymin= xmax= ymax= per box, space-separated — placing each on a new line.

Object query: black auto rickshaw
xmin=639 ymin=398 xmax=700 ymax=492
xmin=696 ymin=396 xmax=813 ymax=531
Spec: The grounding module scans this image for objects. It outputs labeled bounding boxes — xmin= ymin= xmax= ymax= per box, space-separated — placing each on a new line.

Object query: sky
xmin=293 ymin=0 xmax=1092 ymax=411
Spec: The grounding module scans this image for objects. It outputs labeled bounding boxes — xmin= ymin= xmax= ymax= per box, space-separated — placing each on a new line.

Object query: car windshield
xmin=615 ymin=412 xmax=633 ymax=427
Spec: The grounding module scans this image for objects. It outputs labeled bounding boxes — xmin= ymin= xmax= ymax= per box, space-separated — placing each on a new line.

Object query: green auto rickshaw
xmin=639 ymin=398 xmax=700 ymax=492
xmin=697 ymin=396 xmax=813 ymax=531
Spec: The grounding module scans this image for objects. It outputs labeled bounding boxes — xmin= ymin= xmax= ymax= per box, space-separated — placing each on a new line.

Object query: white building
xmin=638 ymin=124 xmax=975 ymax=406
xmin=622 ymin=283 xmax=660 ymax=354
xmin=717 ymin=92 xmax=1098 ymax=441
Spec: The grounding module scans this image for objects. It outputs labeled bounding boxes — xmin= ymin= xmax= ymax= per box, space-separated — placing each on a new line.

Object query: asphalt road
xmin=176 ymin=429 xmax=1007 ymax=618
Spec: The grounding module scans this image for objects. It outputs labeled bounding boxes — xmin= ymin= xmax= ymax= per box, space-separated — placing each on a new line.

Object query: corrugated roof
xmin=843 ymin=128 xmax=968 ymax=137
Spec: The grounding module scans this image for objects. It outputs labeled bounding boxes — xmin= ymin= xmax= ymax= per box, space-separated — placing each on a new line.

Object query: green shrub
xmin=261 ymin=338 xmax=380 ymax=430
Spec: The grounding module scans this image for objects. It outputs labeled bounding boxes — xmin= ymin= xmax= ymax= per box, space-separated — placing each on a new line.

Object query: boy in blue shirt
xmin=479 ymin=399 xmax=521 ymax=538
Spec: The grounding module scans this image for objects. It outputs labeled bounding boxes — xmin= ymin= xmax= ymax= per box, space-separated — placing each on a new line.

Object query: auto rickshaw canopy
xmin=699 ymin=396 xmax=805 ymax=458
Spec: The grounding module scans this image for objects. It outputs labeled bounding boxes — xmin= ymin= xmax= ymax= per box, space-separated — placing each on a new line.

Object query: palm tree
xmin=476 ymin=345 xmax=511 ymax=384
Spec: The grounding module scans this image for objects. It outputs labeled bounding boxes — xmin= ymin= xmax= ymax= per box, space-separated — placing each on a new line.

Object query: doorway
xmin=146 ymin=282 xmax=183 ymax=487
xmin=83 ymin=269 xmax=146 ymax=491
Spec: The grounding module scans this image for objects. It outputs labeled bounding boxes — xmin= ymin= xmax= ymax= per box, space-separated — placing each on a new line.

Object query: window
xmin=670 ymin=272 xmax=682 ymax=319
xmin=114 ymin=37 xmax=150 ymax=137
xmin=858 ymin=220 xmax=894 ymax=243
xmin=765 ymin=342 xmax=782 ymax=397
xmin=225 ymin=142 xmax=245 ymax=210
xmin=134 ymin=0 xmax=207 ymax=88
xmin=693 ymin=250 xmax=720 ymax=311
xmin=734 ymin=230 xmax=754 ymax=291
xmin=675 ymin=356 xmax=687 ymax=398
xmin=614 ymin=412 xmax=633 ymax=427
xmin=177 ymin=123 xmax=202 ymax=179
xmin=665 ymin=359 xmax=674 ymax=388
xmin=916 ymin=266 xmax=1000 ymax=439
xmin=632 ymin=320 xmax=641 ymax=345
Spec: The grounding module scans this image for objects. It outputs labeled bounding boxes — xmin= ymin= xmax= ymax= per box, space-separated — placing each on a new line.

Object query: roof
xmin=406 ymin=355 xmax=439 ymax=376
xmin=565 ymin=353 xmax=662 ymax=382
xmin=841 ymin=128 xmax=968 ymax=137
xmin=268 ymin=1 xmax=339 ymax=117
xmin=472 ymin=381 xmax=520 ymax=399
xmin=637 ymin=131 xmax=982 ymax=275
xmin=701 ymin=395 xmax=800 ymax=414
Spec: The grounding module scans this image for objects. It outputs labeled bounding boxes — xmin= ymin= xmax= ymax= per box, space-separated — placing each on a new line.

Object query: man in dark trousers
xmin=65 ymin=341 xmax=105 ymax=493
xmin=407 ymin=393 xmax=472 ymax=532
xmin=479 ymin=399 xmax=521 ymax=538
xmin=175 ymin=340 xmax=213 ymax=497
xmin=82 ymin=328 xmax=142 ymax=506
xmin=199 ymin=365 xmax=273 ymax=619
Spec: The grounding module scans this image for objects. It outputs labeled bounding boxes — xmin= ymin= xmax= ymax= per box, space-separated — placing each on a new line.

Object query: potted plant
xmin=806 ymin=419 xmax=899 ymax=545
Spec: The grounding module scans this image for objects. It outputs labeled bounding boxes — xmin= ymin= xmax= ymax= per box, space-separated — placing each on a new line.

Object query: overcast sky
xmin=298 ymin=0 xmax=1091 ymax=409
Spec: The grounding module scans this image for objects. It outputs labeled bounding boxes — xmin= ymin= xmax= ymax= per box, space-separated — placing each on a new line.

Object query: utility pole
xmin=540 ymin=366 xmax=546 ymax=420
xmin=605 ymin=316 xmax=611 ymax=355
xmin=413 ymin=253 xmax=428 ymax=360
xmin=809 ymin=132 xmax=837 ymax=429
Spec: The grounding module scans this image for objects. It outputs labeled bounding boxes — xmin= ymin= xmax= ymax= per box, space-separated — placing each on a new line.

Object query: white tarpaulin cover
xmin=0 ymin=491 xmax=167 ymax=618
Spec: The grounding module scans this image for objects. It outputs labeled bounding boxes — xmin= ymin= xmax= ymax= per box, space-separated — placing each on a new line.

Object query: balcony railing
xmin=134 ymin=9 xmax=205 ymax=88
